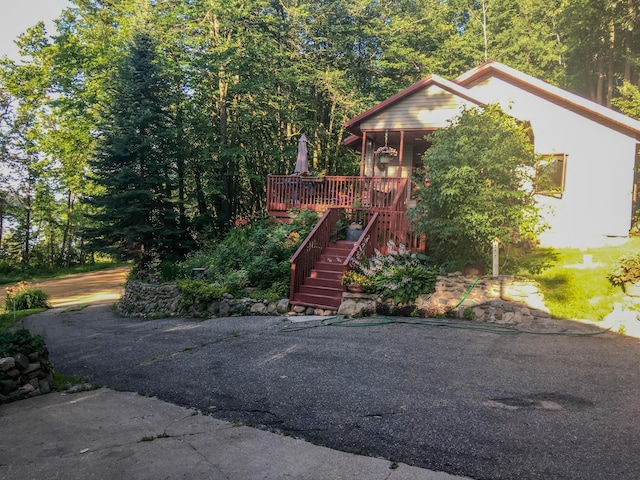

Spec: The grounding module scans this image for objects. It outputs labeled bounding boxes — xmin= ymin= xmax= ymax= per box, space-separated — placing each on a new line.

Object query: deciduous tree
xmin=410 ymin=105 xmax=540 ymax=268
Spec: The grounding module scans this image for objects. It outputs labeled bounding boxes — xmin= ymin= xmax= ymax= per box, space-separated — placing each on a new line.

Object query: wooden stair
xmin=290 ymin=240 xmax=354 ymax=310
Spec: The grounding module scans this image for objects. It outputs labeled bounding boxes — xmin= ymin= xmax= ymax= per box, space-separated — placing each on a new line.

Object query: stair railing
xmin=342 ymin=211 xmax=380 ymax=271
xmin=290 ymin=207 xmax=343 ymax=301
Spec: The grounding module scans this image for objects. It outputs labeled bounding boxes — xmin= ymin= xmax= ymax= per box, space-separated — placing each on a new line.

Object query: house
xmin=342 ymin=60 xmax=640 ymax=249
xmin=269 ymin=60 xmax=640 ymax=310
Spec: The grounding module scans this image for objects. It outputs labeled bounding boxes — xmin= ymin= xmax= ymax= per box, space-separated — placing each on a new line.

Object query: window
xmin=535 ymin=153 xmax=567 ymax=197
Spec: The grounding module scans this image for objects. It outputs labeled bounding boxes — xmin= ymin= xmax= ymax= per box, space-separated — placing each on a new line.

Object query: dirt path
xmin=1 ymin=266 xmax=130 ymax=309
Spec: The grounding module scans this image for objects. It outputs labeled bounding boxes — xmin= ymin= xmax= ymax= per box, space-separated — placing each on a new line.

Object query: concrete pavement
xmin=1 ymin=387 xmax=469 ymax=480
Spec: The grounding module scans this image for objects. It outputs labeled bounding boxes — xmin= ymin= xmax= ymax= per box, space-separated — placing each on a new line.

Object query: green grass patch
xmin=59 ymin=304 xmax=90 ymax=314
xmin=512 ymin=238 xmax=640 ymax=320
xmin=0 ymin=308 xmax=47 ymax=333
xmin=50 ymin=372 xmax=90 ymax=392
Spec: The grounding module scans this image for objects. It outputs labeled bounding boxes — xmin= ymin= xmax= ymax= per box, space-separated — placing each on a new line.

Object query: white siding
xmin=468 ymin=77 xmax=637 ymax=248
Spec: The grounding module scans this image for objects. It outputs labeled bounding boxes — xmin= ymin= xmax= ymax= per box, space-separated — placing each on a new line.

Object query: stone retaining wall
xmin=117 ymin=281 xmax=293 ymax=318
xmin=0 ymin=350 xmax=53 ymax=403
xmin=119 ymin=274 xmax=550 ymax=328
xmin=414 ymin=273 xmax=551 ymax=326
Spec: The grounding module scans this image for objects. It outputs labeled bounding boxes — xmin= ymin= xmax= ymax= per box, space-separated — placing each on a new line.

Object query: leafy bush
xmin=224 ymin=269 xmax=250 ymax=294
xmin=176 ymin=280 xmax=227 ymax=305
xmin=608 ymin=253 xmax=640 ymax=287
xmin=350 ymin=241 xmax=438 ymax=304
xmin=179 ymin=210 xmax=318 ymax=294
xmin=159 ymin=261 xmax=182 ymax=281
xmin=0 ymin=328 xmax=46 ymax=357
xmin=4 ymin=282 xmax=49 ymax=311
xmin=410 ymin=104 xmax=541 ymax=268
xmin=372 ymin=265 xmax=439 ymax=305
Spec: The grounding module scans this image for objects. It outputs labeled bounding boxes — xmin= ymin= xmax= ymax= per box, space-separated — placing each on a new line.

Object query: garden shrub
xmin=4 ymin=282 xmax=49 ymax=311
xmin=176 ymin=280 xmax=227 ymax=305
xmin=350 ymin=241 xmax=438 ymax=305
xmin=178 ymin=210 xmax=318 ymax=294
xmin=0 ymin=328 xmax=46 ymax=357
xmin=410 ymin=104 xmax=541 ymax=268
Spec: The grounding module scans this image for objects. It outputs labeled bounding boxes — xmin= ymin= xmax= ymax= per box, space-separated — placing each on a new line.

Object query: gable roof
xmin=456 ymin=60 xmax=640 ymax=139
xmin=344 ymin=60 xmax=640 ymax=140
xmin=343 ymin=74 xmax=486 ymax=135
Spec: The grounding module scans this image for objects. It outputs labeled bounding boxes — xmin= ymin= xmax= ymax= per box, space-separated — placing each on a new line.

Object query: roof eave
xmin=456 ymin=60 xmax=640 ymax=138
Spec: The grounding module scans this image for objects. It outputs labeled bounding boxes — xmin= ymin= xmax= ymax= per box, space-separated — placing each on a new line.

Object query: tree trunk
xmin=607 ymin=17 xmax=615 ymax=107
xmin=0 ymin=194 xmax=4 ymax=249
xmin=596 ymin=54 xmax=605 ymax=105
xmin=22 ymin=183 xmax=31 ymax=266
xmin=58 ymin=190 xmax=74 ymax=266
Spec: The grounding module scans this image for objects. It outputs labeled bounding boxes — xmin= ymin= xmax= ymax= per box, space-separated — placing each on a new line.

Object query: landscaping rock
xmin=115 ymin=275 xmax=549 ymax=329
xmin=17 ymin=383 xmax=35 ymax=395
xmin=39 ymin=380 xmax=51 ymax=394
xmin=338 ymin=293 xmax=376 ymax=316
xmin=117 ymin=281 xmax=291 ymax=319
xmin=0 ymin=379 xmax=18 ymax=395
xmin=0 ymin=348 xmax=53 ymax=403
xmin=13 ymin=353 xmax=30 ymax=372
xmin=0 ymin=357 xmax=15 ymax=371
xmin=250 ymin=302 xmax=267 ymax=314
xmin=276 ymin=299 xmax=290 ymax=314
xmin=3 ymin=368 xmax=20 ymax=379
xmin=218 ymin=301 xmax=231 ymax=316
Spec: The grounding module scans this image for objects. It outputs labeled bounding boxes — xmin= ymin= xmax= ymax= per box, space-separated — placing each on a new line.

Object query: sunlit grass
xmin=513 ymin=238 xmax=640 ymax=321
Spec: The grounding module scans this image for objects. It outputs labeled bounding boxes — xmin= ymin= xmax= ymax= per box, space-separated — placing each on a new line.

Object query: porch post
xmin=359 ymin=131 xmax=367 ymax=177
xmin=398 ymin=130 xmax=405 ymax=178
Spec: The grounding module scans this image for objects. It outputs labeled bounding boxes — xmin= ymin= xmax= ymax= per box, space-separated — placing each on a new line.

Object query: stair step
xmin=313 ymin=261 xmax=345 ymax=273
xmin=290 ymin=239 xmax=355 ymax=310
xmin=298 ymin=284 xmax=344 ymax=296
xmin=320 ymin=254 xmax=347 ymax=263
xmin=293 ymin=292 xmax=342 ymax=309
xmin=304 ymin=277 xmax=343 ymax=289
xmin=309 ymin=270 xmax=343 ymax=283
xmin=334 ymin=240 xmax=356 ymax=248
xmin=324 ymin=244 xmax=354 ymax=255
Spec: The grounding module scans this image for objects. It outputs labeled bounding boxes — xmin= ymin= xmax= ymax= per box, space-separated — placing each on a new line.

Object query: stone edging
xmin=118 ymin=274 xmax=550 ymax=328
xmin=0 ymin=350 xmax=53 ymax=403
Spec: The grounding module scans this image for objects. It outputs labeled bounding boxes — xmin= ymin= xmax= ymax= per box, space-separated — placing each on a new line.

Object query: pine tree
xmin=87 ymin=31 xmax=183 ymax=266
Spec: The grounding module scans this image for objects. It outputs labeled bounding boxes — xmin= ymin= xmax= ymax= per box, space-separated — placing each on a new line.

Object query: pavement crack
xmin=139 ymin=332 xmax=244 ymax=366
xmin=186 ymin=441 xmax=231 ymax=480
xmin=363 ymin=411 xmax=399 ymax=418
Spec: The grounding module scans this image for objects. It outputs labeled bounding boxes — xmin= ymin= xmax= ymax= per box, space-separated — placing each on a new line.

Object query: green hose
xmin=281 ymin=277 xmax=610 ymax=336
xmin=281 ymin=314 xmax=611 ymax=337
xmin=452 ymin=278 xmax=480 ymax=309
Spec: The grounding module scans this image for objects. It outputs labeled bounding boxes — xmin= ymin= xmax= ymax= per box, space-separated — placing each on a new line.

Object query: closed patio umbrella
xmin=294 ymin=134 xmax=308 ymax=174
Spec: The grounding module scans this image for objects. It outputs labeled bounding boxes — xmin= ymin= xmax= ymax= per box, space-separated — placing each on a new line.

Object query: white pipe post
xmin=492 ymin=238 xmax=500 ymax=278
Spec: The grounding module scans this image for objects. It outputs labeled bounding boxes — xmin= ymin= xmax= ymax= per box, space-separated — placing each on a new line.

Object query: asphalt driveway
xmin=24 ymin=306 xmax=640 ymax=480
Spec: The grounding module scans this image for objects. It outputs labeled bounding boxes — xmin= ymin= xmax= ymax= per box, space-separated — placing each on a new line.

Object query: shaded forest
xmin=0 ymin=0 xmax=639 ymax=267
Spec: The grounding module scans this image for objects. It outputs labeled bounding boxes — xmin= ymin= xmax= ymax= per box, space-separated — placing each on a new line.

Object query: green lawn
xmin=513 ymin=238 xmax=640 ymax=321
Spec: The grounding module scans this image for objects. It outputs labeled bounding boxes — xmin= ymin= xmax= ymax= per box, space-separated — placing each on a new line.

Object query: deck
xmin=267 ymin=175 xmax=408 ymax=218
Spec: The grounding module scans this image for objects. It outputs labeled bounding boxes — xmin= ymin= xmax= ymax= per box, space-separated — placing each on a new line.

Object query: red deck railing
xmin=267 ymin=175 xmax=408 ymax=218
